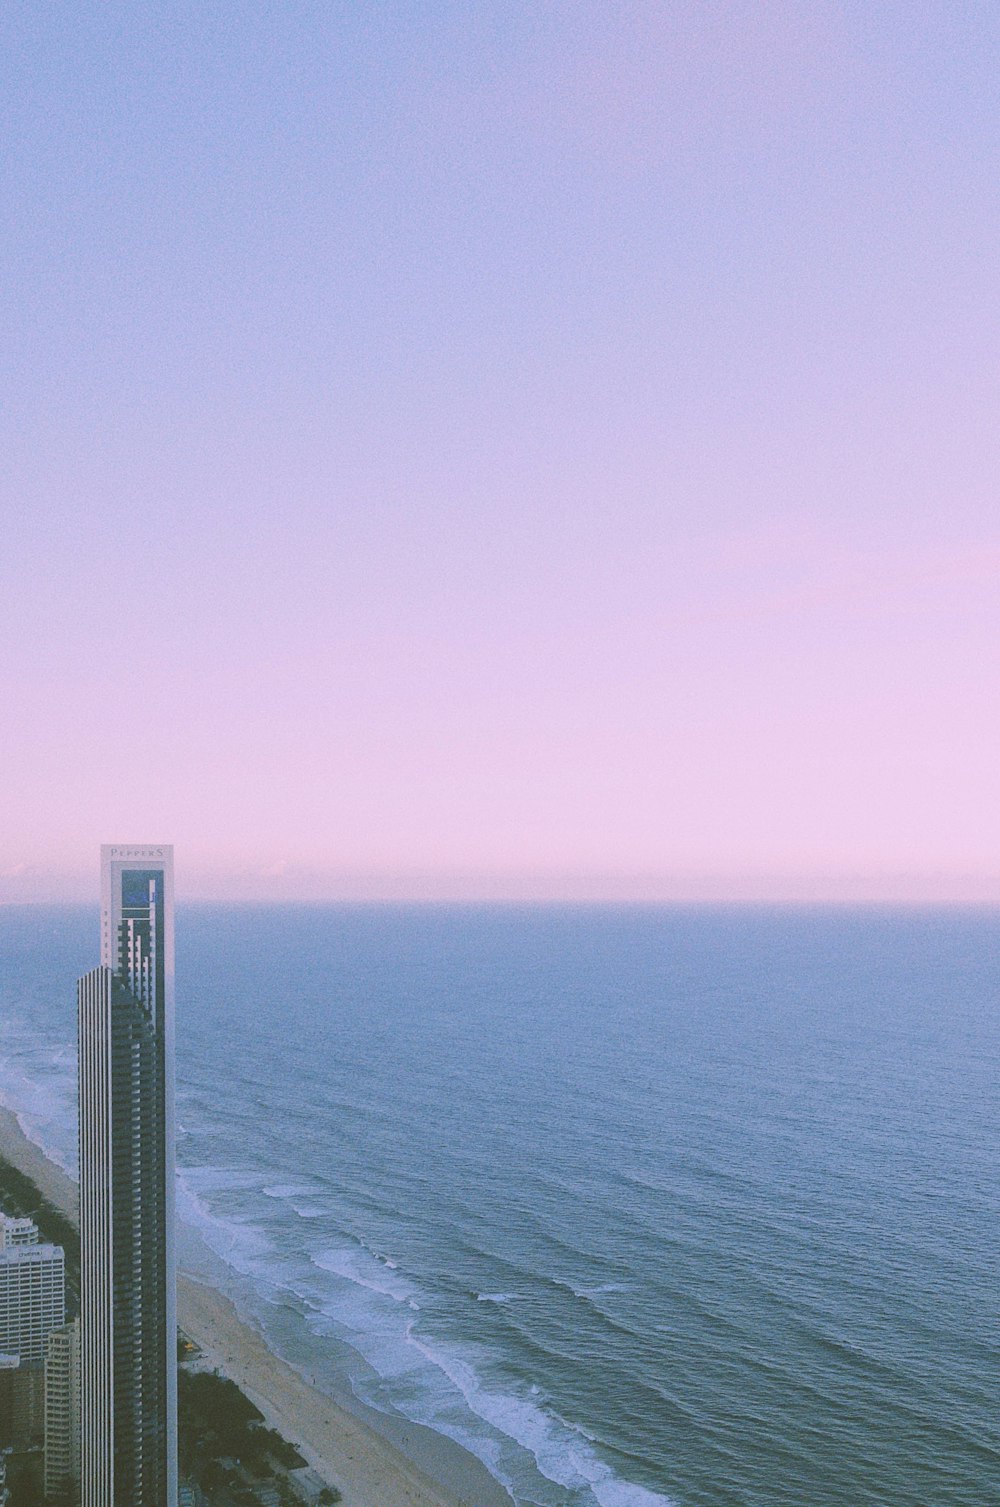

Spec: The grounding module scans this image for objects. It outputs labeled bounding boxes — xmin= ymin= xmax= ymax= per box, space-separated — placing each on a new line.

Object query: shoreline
xmin=0 ymin=1102 xmax=512 ymax=1507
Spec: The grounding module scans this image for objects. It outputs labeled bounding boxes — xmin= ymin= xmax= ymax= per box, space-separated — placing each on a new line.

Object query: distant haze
xmin=3 ymin=3 xmax=1000 ymax=903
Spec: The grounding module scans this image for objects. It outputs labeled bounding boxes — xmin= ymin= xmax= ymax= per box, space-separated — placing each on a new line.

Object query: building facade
xmin=0 ymin=1354 xmax=25 ymax=1446
xmin=0 ymin=1220 xmax=62 ymax=1448
xmin=0 ymin=1233 xmax=65 ymax=1365
xmin=44 ymin=1318 xmax=81 ymax=1497
xmin=78 ymin=845 xmax=177 ymax=1507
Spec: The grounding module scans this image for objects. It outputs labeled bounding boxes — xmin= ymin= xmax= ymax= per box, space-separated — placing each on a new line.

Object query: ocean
xmin=0 ymin=903 xmax=997 ymax=1506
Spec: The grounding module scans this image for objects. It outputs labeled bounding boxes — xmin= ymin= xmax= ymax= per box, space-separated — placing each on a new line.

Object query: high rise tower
xmin=78 ymin=845 xmax=176 ymax=1507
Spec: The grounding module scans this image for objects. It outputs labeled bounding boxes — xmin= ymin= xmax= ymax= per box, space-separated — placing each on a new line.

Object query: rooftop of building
xmin=0 ymin=1213 xmax=39 ymax=1251
xmin=0 ymin=1242 xmax=64 ymax=1264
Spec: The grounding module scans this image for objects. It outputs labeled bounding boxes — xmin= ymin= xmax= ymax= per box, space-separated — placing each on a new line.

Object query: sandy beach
xmin=0 ymin=1103 xmax=512 ymax=1507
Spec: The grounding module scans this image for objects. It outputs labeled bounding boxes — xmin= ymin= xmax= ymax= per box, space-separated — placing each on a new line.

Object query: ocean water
xmin=0 ymin=903 xmax=997 ymax=1507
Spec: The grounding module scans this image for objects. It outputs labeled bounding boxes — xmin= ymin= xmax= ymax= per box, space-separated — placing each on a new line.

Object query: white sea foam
xmin=262 ymin=1181 xmax=319 ymax=1200
xmin=175 ymin=1172 xmax=274 ymax=1275
xmin=591 ymin=1481 xmax=678 ymax=1507
xmin=549 ymin=1274 xmax=632 ymax=1300
xmin=0 ymin=1035 xmax=77 ymax=1173
xmin=312 ymin=1246 xmax=420 ymax=1305
xmin=571 ymin=1281 xmax=630 ymax=1299
xmin=261 ymin=1181 xmax=332 ymax=1219
xmin=356 ymin=1236 xmax=402 ymax=1271
xmin=256 ymin=1218 xmax=671 ymax=1507
xmin=401 ymin=1324 xmax=677 ymax=1507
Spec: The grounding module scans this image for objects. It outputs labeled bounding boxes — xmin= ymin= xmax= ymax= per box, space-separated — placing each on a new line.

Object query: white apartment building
xmin=0 ymin=1240 xmax=65 ymax=1365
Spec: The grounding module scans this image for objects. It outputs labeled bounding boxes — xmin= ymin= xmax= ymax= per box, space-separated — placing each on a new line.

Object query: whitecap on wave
xmin=175 ymin=1172 xmax=274 ymax=1274
xmin=402 ymin=1324 xmax=677 ymax=1507
xmin=262 ymin=1181 xmax=319 ymax=1200
xmin=312 ymin=1245 xmax=419 ymax=1305
xmin=0 ymin=1034 xmax=77 ymax=1173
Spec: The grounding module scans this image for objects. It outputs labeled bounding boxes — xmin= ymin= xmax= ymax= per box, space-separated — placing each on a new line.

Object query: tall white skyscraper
xmin=78 ymin=844 xmax=177 ymax=1507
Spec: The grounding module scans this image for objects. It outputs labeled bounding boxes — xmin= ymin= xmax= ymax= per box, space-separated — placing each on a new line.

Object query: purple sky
xmin=3 ymin=2 xmax=999 ymax=901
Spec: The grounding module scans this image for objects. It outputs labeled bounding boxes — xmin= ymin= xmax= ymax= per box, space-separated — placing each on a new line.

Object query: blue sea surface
xmin=0 ymin=904 xmax=997 ymax=1506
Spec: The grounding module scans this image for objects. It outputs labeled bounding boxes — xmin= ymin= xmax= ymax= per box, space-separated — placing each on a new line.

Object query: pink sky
xmin=3 ymin=2 xmax=999 ymax=902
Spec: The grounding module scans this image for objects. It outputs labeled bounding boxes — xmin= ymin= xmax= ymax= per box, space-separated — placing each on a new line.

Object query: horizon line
xmin=4 ymin=886 xmax=1000 ymax=908
xmin=5 ymin=897 xmax=1000 ymax=909
xmin=5 ymin=863 xmax=1000 ymax=907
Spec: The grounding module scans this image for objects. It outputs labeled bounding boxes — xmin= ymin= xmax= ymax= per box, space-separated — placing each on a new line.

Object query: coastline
xmin=0 ymin=1102 xmax=512 ymax=1507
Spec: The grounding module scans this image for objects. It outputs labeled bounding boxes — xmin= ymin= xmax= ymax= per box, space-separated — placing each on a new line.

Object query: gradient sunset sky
xmin=3 ymin=2 xmax=999 ymax=901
